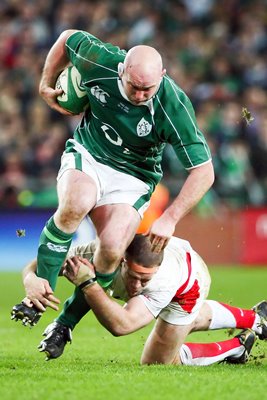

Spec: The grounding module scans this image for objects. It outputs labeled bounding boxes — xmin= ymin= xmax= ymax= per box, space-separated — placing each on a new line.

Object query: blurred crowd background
xmin=1 ymin=0 xmax=267 ymax=215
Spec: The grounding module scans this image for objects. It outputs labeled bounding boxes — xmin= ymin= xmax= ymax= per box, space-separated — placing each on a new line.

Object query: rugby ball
xmin=56 ymin=65 xmax=89 ymax=114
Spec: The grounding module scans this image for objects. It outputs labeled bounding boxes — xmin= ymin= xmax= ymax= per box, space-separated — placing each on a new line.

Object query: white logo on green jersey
xmin=71 ymin=67 xmax=87 ymax=98
xmin=101 ymin=125 xmax=122 ymax=146
xmin=137 ymin=118 xmax=152 ymax=137
xmin=91 ymin=86 xmax=109 ymax=104
xmin=47 ymin=242 xmax=68 ymax=253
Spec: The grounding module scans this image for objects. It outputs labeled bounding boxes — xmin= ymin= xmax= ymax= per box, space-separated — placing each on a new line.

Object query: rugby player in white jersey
xmin=18 ymin=235 xmax=267 ymax=365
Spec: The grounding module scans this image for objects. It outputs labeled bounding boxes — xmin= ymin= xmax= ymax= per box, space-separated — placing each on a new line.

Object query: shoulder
xmin=166 ymin=236 xmax=193 ymax=252
xmin=66 ymin=30 xmax=126 ymax=60
xmin=157 ymin=75 xmax=194 ymax=110
xmin=66 ymin=31 xmax=126 ymax=77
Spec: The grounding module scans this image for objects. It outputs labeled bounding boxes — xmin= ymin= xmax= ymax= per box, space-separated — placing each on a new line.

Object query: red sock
xmin=219 ymin=302 xmax=256 ymax=328
xmin=206 ymin=300 xmax=256 ymax=329
xmin=180 ymin=338 xmax=243 ymax=366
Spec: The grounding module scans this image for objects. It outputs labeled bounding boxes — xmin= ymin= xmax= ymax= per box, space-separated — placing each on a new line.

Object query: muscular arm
xmin=149 ymin=161 xmax=214 ymax=251
xmin=39 ymin=29 xmax=78 ymax=115
xmin=82 ymin=284 xmax=154 ymax=336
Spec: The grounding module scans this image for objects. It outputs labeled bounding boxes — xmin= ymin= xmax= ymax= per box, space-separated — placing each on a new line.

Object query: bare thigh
xmin=141 ymin=317 xmax=193 ymax=365
xmin=90 ymin=204 xmax=141 ymax=272
xmin=55 ymin=169 xmax=98 ymax=232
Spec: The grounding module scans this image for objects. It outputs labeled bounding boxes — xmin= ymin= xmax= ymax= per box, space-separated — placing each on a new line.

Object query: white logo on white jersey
xmin=137 ymin=117 xmax=152 ymax=136
xmin=47 ymin=242 xmax=68 ymax=253
xmin=91 ymin=86 xmax=110 ymax=103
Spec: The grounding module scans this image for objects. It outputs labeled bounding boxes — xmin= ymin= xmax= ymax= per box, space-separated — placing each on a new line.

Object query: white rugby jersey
xmin=69 ymin=237 xmax=206 ymax=317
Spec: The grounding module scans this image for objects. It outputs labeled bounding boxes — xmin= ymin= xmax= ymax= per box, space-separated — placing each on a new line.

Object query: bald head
xmin=124 ymin=45 xmax=164 ymax=88
xmin=120 ymin=45 xmax=166 ymax=105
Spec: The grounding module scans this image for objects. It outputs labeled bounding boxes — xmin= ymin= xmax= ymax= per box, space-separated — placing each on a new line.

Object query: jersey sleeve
xmin=67 ymin=241 xmax=96 ymax=260
xmin=137 ymin=253 xmax=185 ymax=317
xmin=159 ymin=77 xmax=212 ymax=169
xmin=65 ymin=31 xmax=125 ymax=78
xmin=138 ymin=290 xmax=174 ymax=318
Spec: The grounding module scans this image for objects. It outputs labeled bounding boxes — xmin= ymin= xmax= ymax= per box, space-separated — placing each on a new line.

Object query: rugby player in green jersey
xmin=11 ymin=29 xmax=214 ymax=325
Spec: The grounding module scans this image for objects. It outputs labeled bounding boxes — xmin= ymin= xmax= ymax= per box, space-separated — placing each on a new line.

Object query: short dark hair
xmin=125 ymin=234 xmax=163 ymax=267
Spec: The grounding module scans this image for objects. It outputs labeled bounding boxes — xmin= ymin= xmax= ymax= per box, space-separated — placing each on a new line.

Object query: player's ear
xmin=161 ymin=68 xmax=166 ymax=78
xmin=118 ymin=62 xmax=124 ymax=77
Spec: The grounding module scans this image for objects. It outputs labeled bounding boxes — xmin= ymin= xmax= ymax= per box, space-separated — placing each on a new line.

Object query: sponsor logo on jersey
xmin=91 ymin=86 xmax=110 ymax=104
xmin=118 ymin=102 xmax=129 ymax=113
xmin=47 ymin=242 xmax=68 ymax=253
xmin=136 ymin=117 xmax=152 ymax=136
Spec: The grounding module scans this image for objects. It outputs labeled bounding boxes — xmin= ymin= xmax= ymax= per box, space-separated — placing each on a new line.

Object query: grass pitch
xmin=0 ymin=266 xmax=266 ymax=400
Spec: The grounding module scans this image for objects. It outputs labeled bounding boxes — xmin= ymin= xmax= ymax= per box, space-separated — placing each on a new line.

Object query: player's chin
xmin=128 ymin=289 xmax=141 ymax=297
xmin=130 ymin=99 xmax=144 ymax=106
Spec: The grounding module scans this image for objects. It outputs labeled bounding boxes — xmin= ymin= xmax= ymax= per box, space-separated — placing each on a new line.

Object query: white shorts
xmin=57 ymin=139 xmax=151 ymax=217
xmin=159 ymin=252 xmax=211 ymax=325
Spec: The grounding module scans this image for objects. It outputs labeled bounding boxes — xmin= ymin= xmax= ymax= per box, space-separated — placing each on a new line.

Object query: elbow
xmin=110 ymin=330 xmax=121 ymax=337
xmin=205 ymin=161 xmax=215 ymax=188
xmin=209 ymin=165 xmax=215 ymax=187
xmin=108 ymin=324 xmax=131 ymax=337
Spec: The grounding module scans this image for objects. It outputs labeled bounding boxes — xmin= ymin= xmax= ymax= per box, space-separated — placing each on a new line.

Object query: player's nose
xmin=134 ymin=91 xmax=146 ymax=102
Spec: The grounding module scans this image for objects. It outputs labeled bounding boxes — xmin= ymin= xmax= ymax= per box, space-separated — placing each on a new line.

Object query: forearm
xmin=22 ymin=260 xmax=37 ymax=283
xmin=163 ymin=161 xmax=214 ymax=223
xmin=82 ymin=284 xmax=144 ymax=336
xmin=39 ymin=29 xmax=77 ymax=91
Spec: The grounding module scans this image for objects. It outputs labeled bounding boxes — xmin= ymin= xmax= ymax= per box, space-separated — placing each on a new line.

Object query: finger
xmin=54 ymin=88 xmax=64 ymax=96
xmin=47 ymin=294 xmax=60 ymax=304
xmin=43 ymin=281 xmax=54 ymax=294
xmin=63 ymin=268 xmax=74 ymax=282
xmin=62 ymin=269 xmax=71 ymax=279
xmin=23 ymin=297 xmax=33 ymax=307
xmin=31 ymin=299 xmax=46 ymax=312
xmin=45 ymin=300 xmax=59 ymax=311
xmin=53 ymin=103 xmax=74 ymax=116
xmin=150 ymin=237 xmax=161 ymax=251
xmin=67 ymin=257 xmax=76 ymax=267
xmin=71 ymin=256 xmax=81 ymax=265
xmin=65 ymin=259 xmax=75 ymax=274
xmin=151 ymin=238 xmax=167 ymax=253
xmin=36 ymin=296 xmax=59 ymax=311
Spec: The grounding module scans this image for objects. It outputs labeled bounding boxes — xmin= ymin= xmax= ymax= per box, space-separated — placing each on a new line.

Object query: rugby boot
xmin=252 ymin=300 xmax=267 ymax=340
xmin=11 ymin=302 xmax=42 ymax=326
xmin=38 ymin=322 xmax=72 ymax=360
xmin=225 ymin=329 xmax=257 ymax=364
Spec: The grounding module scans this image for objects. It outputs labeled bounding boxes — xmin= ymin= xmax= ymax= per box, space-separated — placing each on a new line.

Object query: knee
xmin=97 ymin=238 xmax=126 ymax=264
xmin=56 ymin=201 xmax=89 ymax=229
xmin=140 ymin=354 xmax=181 ymax=366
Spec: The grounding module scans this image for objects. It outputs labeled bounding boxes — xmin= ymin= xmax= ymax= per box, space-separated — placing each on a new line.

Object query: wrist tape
xmin=79 ymin=277 xmax=97 ymax=290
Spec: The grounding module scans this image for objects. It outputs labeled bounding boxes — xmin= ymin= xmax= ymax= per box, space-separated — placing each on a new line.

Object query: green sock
xmin=37 ymin=216 xmax=73 ymax=290
xmin=56 ymin=287 xmax=90 ymax=330
xmin=56 ymin=271 xmax=118 ymax=330
xmin=96 ymin=270 xmax=118 ymax=288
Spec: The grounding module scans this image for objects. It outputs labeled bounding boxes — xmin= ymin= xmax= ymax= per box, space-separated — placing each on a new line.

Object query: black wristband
xmin=79 ymin=277 xmax=97 ymax=290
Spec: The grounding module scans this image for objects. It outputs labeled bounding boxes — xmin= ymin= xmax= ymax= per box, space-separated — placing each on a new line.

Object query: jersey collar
xmin=117 ymin=77 xmax=155 ymax=115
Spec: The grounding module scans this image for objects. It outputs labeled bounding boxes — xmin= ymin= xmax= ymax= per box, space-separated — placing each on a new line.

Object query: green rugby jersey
xmin=65 ymin=31 xmax=211 ymax=191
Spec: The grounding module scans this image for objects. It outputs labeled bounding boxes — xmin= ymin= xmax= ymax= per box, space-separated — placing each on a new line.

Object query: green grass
xmin=0 ymin=267 xmax=266 ymax=400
